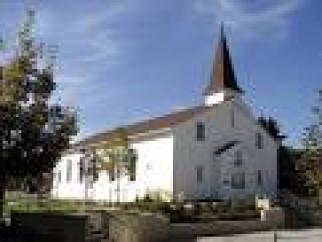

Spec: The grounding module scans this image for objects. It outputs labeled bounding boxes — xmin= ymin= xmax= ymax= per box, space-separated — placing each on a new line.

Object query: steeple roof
xmin=204 ymin=25 xmax=242 ymax=96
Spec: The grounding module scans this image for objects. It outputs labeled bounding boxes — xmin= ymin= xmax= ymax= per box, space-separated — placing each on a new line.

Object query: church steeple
xmin=204 ymin=25 xmax=242 ymax=106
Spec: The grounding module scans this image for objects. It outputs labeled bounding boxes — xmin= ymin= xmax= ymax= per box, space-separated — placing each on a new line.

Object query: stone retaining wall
xmin=10 ymin=208 xmax=285 ymax=242
xmin=103 ymin=208 xmax=285 ymax=242
xmin=11 ymin=212 xmax=87 ymax=242
xmin=279 ymin=190 xmax=322 ymax=226
xmin=104 ymin=211 xmax=169 ymax=242
xmin=169 ymin=219 xmax=282 ymax=239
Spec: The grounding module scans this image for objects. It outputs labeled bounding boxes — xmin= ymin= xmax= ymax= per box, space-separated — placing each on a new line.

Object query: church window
xmin=231 ymin=108 xmax=235 ymax=128
xmin=79 ymin=157 xmax=85 ymax=183
xmin=57 ymin=171 xmax=61 ymax=183
xmin=196 ymin=165 xmax=203 ymax=183
xmin=231 ymin=172 xmax=245 ymax=189
xmin=66 ymin=159 xmax=72 ymax=183
xmin=223 ymin=179 xmax=230 ymax=186
xmin=256 ymin=133 xmax=263 ymax=149
xmin=129 ymin=171 xmax=136 ymax=181
xmin=257 ymin=170 xmax=263 ymax=186
xmin=196 ymin=122 xmax=205 ymax=141
xmin=109 ymin=165 xmax=115 ymax=181
xmin=234 ymin=151 xmax=242 ymax=167
xmin=128 ymin=148 xmax=137 ymax=181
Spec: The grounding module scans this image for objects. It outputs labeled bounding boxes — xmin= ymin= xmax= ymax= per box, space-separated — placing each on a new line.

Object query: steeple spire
xmin=220 ymin=23 xmax=225 ymax=41
xmin=204 ymin=24 xmax=242 ymax=100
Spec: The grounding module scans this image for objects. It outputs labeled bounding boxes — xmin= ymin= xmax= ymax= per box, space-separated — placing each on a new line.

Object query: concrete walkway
xmin=197 ymin=229 xmax=322 ymax=242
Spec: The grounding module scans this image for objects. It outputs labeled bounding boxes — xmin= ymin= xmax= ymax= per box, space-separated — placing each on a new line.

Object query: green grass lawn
xmin=4 ymin=192 xmax=85 ymax=214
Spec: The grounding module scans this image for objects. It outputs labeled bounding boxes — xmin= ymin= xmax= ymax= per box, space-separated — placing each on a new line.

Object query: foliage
xmin=165 ymin=203 xmax=259 ymax=223
xmin=131 ymin=194 xmax=169 ymax=213
xmin=95 ymin=127 xmax=137 ymax=203
xmin=295 ymin=89 xmax=322 ymax=196
xmin=0 ymin=10 xmax=77 ymax=214
xmin=4 ymin=198 xmax=83 ymax=214
xmin=278 ymin=146 xmax=303 ymax=192
xmin=123 ymin=196 xmax=260 ymax=223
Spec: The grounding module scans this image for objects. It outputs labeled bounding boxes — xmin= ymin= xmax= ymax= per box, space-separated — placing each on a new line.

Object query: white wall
xmin=52 ymin=97 xmax=277 ymax=202
xmin=230 ymin=99 xmax=278 ymax=199
xmin=52 ymin=131 xmax=174 ymax=202
xmin=52 ymin=153 xmax=86 ymax=199
xmin=173 ymin=97 xmax=278 ymax=201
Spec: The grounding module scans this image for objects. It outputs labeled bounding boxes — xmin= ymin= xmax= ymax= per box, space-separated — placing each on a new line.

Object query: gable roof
xmin=77 ymin=105 xmax=211 ymax=148
xmin=204 ymin=25 xmax=242 ymax=96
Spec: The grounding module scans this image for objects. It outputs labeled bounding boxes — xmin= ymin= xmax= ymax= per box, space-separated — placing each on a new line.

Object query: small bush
xmin=4 ymin=198 xmax=84 ymax=214
xmin=167 ymin=205 xmax=196 ymax=223
xmin=132 ymin=194 xmax=168 ymax=213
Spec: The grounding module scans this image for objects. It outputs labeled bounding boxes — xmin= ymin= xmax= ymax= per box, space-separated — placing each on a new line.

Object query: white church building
xmin=51 ymin=29 xmax=278 ymax=202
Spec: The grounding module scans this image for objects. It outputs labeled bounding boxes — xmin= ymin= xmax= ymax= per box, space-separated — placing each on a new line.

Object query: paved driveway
xmin=197 ymin=229 xmax=322 ymax=242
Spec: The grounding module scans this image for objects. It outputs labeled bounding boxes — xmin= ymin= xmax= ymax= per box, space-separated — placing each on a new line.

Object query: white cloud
xmin=0 ymin=0 xmax=146 ymax=140
xmin=34 ymin=1 xmax=132 ymax=104
xmin=193 ymin=0 xmax=303 ymax=40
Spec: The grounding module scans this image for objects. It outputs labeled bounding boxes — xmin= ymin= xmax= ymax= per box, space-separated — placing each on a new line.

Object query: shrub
xmin=133 ymin=193 xmax=168 ymax=213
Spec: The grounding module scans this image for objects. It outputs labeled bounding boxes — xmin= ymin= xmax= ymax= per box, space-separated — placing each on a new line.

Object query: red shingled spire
xmin=204 ymin=25 xmax=242 ymax=96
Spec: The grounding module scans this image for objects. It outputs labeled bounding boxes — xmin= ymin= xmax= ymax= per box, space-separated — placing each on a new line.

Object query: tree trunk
xmin=0 ymin=182 xmax=5 ymax=219
xmin=117 ymin=165 xmax=121 ymax=204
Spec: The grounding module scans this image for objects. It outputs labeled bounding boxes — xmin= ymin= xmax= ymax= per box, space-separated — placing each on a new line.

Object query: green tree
xmin=278 ymin=145 xmax=303 ymax=192
xmin=0 ymin=10 xmax=77 ymax=215
xmin=96 ymin=128 xmax=137 ymax=204
xmin=295 ymin=89 xmax=322 ymax=196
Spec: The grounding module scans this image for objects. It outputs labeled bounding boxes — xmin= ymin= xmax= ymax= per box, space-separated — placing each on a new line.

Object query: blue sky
xmin=0 ymin=0 xmax=321 ymax=147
